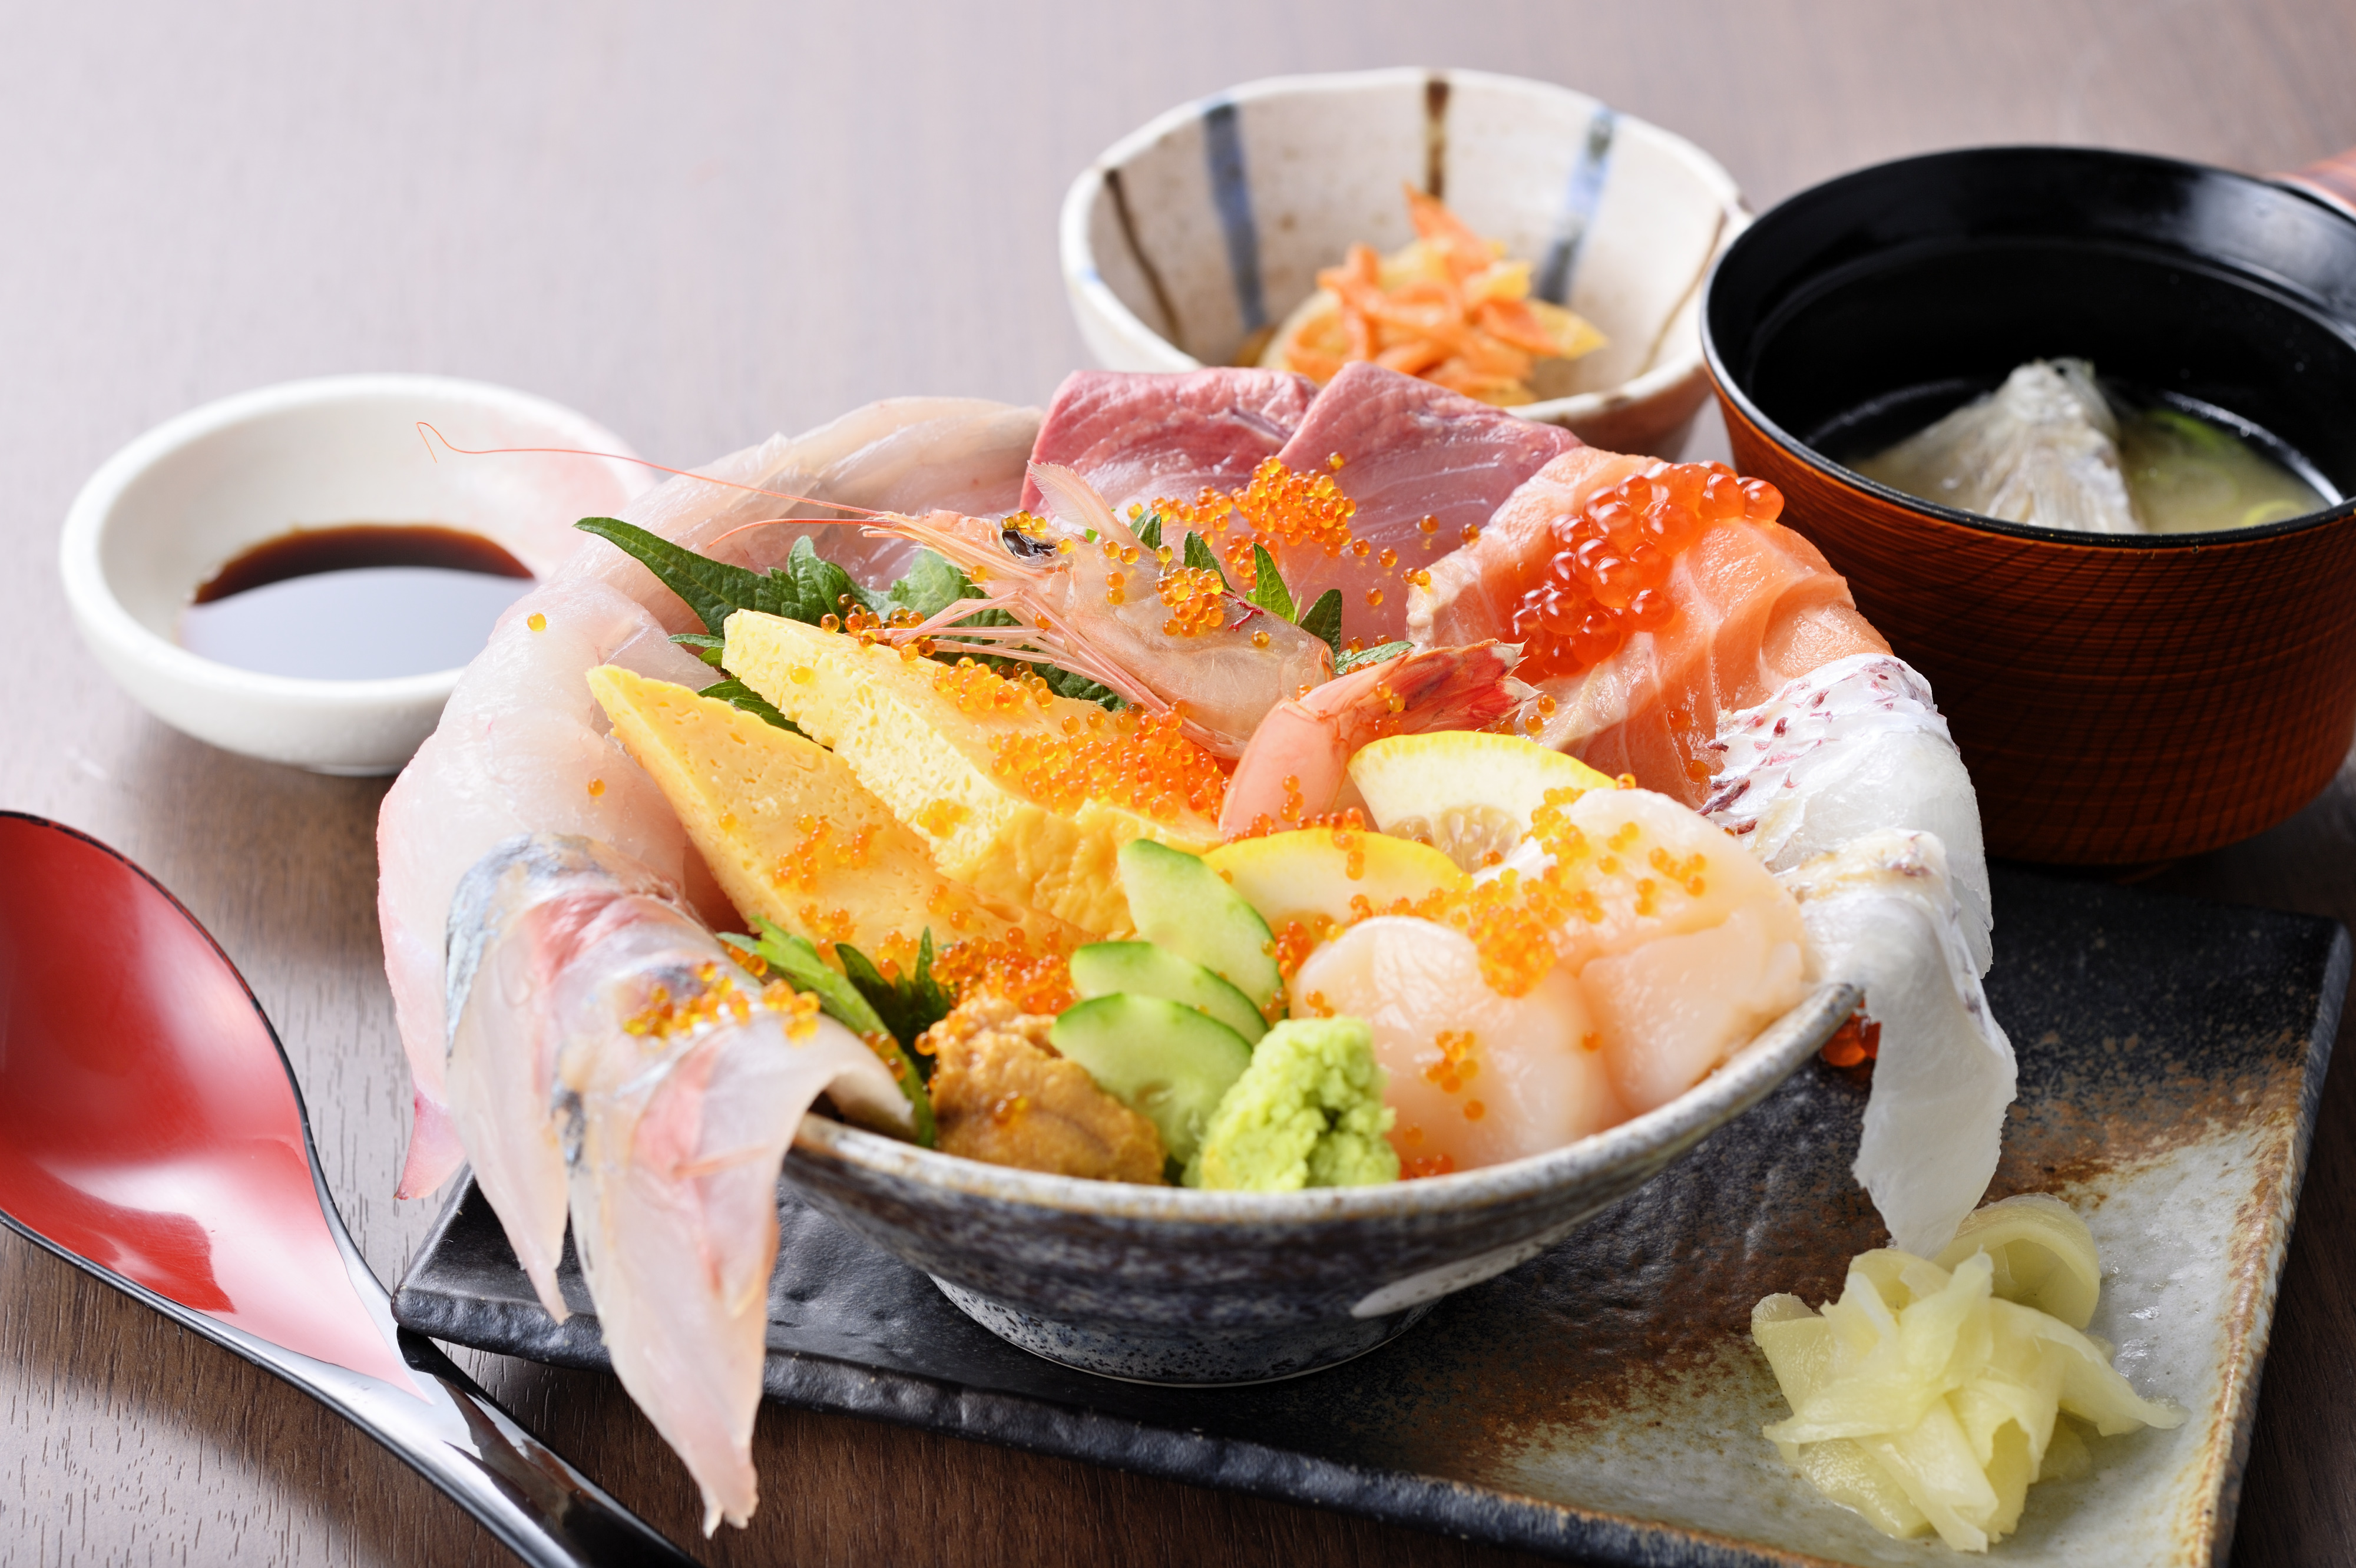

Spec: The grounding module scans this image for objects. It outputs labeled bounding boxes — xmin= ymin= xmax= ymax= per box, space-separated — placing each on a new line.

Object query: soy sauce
xmin=179 ymin=524 xmax=535 ymax=680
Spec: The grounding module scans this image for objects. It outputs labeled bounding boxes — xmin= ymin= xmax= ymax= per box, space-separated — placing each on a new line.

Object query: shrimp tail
xmin=1218 ymin=641 xmax=1526 ymax=836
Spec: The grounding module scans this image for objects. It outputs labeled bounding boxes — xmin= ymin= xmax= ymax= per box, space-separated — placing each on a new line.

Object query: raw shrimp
xmin=1411 ymin=451 xmax=1889 ymax=802
xmin=1217 ymin=641 xmax=1526 ymax=836
xmin=381 ymin=399 xmax=1044 ymax=1200
xmin=848 ymin=461 xmax=1333 ymax=756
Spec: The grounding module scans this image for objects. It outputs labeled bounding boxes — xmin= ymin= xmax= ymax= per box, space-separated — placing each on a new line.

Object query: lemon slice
xmin=1348 ymin=733 xmax=1615 ymax=871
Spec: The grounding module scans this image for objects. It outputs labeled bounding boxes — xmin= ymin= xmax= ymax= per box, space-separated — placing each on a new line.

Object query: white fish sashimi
xmin=1703 ymin=656 xmax=2016 ymax=1256
xmin=1703 ymin=653 xmax=1993 ymax=974
xmin=381 ymin=577 xmax=707 ymax=1195
xmin=1781 ymin=831 xmax=2018 ymax=1258
xmin=443 ymin=834 xmax=681 ymax=1319
xmin=549 ymin=894 xmax=904 ymax=1534
xmin=379 ymin=401 xmax=1041 ymax=1199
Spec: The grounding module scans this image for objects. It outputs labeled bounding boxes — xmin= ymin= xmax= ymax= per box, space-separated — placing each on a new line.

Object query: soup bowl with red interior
xmin=1703 ymin=145 xmax=2356 ymax=865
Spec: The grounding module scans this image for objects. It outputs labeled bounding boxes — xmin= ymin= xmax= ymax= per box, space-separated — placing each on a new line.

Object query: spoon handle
xmin=379 ymin=1330 xmax=704 ymax=1567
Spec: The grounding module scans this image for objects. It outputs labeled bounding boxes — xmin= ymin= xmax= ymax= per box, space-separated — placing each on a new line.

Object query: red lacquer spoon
xmin=0 ymin=813 xmax=699 ymax=1567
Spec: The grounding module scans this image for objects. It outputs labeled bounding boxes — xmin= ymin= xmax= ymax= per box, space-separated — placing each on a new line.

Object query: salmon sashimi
xmin=1409 ymin=450 xmax=1887 ymax=803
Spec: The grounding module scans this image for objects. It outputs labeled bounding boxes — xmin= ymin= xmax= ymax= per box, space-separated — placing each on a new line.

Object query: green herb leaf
xmin=1336 ymin=640 xmax=1414 ymax=674
xmin=836 ymin=931 xmax=957 ymax=1063
xmin=785 ymin=535 xmax=889 ymax=622
xmin=1133 ymin=510 xmax=1164 ymax=552
xmin=886 ymin=548 xmax=985 ymax=621
xmin=697 ymin=677 xmax=808 ymax=737
xmin=1182 ymin=531 xmax=1230 ymax=589
xmin=722 ymin=920 xmax=935 ymax=1146
xmin=1298 ymin=589 xmax=1345 ymax=656
xmin=1244 ymin=544 xmax=1296 ymax=622
xmin=670 ymin=632 xmax=726 ymax=668
xmin=1035 ymin=665 xmax=1123 ymax=707
xmin=574 ymin=517 xmax=790 ymax=633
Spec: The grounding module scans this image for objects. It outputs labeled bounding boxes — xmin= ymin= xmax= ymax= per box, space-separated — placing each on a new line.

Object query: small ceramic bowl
xmin=1061 ymin=68 xmax=1748 ymax=459
xmin=1705 ymin=146 xmax=2356 ymax=864
xmin=783 ymin=983 xmax=1854 ymax=1384
xmin=59 ymin=375 xmax=647 ymax=776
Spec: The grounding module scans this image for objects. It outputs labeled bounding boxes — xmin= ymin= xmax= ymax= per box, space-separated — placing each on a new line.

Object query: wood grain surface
xmin=4 ymin=2 xmax=2354 ymax=1563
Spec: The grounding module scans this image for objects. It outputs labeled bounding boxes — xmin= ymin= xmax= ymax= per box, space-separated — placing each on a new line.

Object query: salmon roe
xmin=1510 ymin=462 xmax=1783 ymax=681
xmin=932 ymin=657 xmax=1051 ymax=716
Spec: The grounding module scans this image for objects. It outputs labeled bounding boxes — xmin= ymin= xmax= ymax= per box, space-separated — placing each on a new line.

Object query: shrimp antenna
xmin=413 ymin=422 xmax=885 ymax=519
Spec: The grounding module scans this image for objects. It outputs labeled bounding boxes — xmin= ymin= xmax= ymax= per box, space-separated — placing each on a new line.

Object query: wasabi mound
xmin=1186 ymin=1017 xmax=1400 ymax=1191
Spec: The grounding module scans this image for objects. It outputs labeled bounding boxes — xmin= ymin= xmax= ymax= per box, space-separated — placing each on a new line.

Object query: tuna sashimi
xmin=1018 ymin=368 xmax=1316 ymax=516
xmin=1270 ymin=363 xmax=1579 ymax=644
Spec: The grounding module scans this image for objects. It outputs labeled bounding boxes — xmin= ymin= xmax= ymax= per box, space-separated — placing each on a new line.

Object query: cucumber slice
xmin=1069 ymin=941 xmax=1268 ymax=1044
xmin=1118 ymin=838 xmax=1281 ymax=1011
xmin=1050 ymin=993 xmax=1253 ymax=1163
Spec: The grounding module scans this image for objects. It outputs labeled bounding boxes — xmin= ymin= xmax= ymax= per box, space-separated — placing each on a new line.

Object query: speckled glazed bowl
xmin=782 ymin=982 xmax=1855 ymax=1384
xmin=1060 ymin=68 xmax=1749 ymax=459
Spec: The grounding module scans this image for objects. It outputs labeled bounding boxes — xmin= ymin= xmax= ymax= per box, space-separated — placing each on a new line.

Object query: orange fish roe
xmin=621 ymin=961 xmax=818 ymax=1042
xmin=1401 ymin=1150 xmax=1457 ymax=1180
xmin=586 ymin=778 xmax=605 ymax=798
xmin=934 ymin=929 xmax=1076 ymax=1015
xmin=1511 ymin=461 xmax=1784 ymax=682
xmin=1424 ymin=1028 xmax=1480 ymax=1094
xmin=987 ymin=709 xmax=1227 ymax=820
xmin=769 ymin=815 xmax=875 ymax=894
xmin=794 ymin=904 xmax=859 ymax=953
xmin=1156 ymin=563 xmax=1229 ymax=637
xmin=526 ymin=611 xmax=547 ymax=632
xmin=932 ymin=656 xmax=1050 ymax=717
xmin=1822 ymin=1013 xmax=1882 ymax=1069
xmin=1268 ymin=914 xmax=1338 ymax=982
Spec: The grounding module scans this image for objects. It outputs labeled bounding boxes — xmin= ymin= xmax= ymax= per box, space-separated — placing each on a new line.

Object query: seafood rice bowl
xmin=380 ymin=365 xmax=2014 ymax=1531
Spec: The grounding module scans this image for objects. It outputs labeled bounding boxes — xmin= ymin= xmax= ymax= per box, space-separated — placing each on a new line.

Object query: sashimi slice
xmin=1704 ymin=654 xmax=1993 ymax=974
xmin=1019 ymin=368 xmax=1315 ymax=517
xmin=1410 ymin=446 xmax=1656 ymax=649
xmin=550 ymin=887 xmax=905 ymax=1534
xmin=1780 ymin=831 xmax=2017 ymax=1258
xmin=442 ymin=833 xmax=680 ymax=1319
xmin=1541 ymin=520 xmax=1889 ymax=802
xmin=1269 ymin=363 xmax=1579 ymax=645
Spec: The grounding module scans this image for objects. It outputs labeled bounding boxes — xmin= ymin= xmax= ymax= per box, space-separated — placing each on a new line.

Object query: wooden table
xmin=4 ymin=2 xmax=2354 ymax=1562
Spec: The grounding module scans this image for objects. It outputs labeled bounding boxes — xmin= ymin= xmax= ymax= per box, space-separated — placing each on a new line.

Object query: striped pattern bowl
xmin=1060 ymin=68 xmax=1748 ymax=458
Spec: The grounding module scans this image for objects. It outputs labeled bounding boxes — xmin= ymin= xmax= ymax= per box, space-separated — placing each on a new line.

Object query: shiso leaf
xmin=1298 ymin=589 xmax=1345 ymax=656
xmin=670 ymin=631 xmax=726 ymax=668
xmin=722 ymin=918 xmax=935 ymax=1146
xmin=696 ymin=677 xmax=807 ymax=737
xmin=1337 ymin=640 xmax=1413 ymax=674
xmin=835 ymin=931 xmax=956 ymax=1065
xmin=1182 ymin=531 xmax=1230 ymax=589
xmin=1244 ymin=544 xmax=1296 ymax=622
xmin=1132 ymin=510 xmax=1164 ymax=551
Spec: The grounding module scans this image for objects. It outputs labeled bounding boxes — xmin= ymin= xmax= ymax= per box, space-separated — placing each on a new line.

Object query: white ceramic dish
xmin=60 ymin=375 xmax=648 ymax=775
xmin=1061 ymin=68 xmax=1749 ymax=458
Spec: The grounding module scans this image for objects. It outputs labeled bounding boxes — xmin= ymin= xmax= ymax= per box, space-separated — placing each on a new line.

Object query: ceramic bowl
xmin=782 ymin=982 xmax=1855 ymax=1384
xmin=59 ymin=375 xmax=647 ymax=776
xmin=1060 ymin=68 xmax=1747 ymax=459
xmin=1705 ymin=146 xmax=2356 ymax=865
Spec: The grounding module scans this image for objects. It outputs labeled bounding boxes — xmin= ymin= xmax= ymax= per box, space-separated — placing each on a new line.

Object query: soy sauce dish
xmin=1704 ymin=145 xmax=2356 ymax=865
xmin=59 ymin=375 xmax=647 ymax=775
